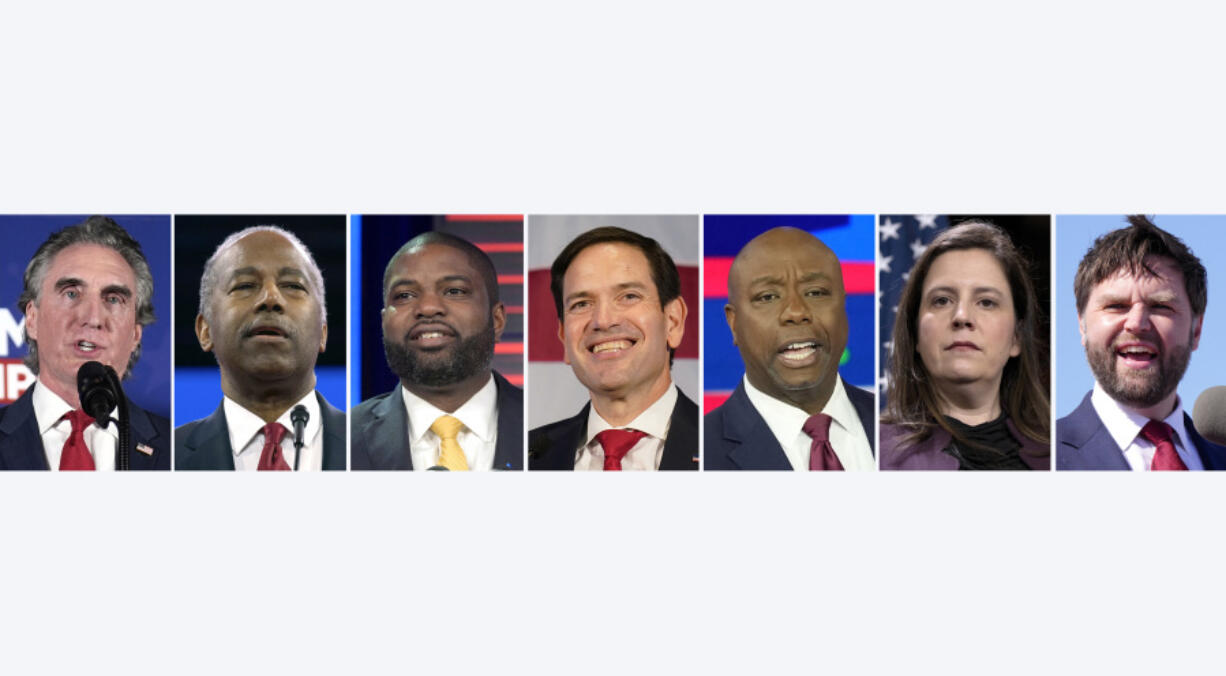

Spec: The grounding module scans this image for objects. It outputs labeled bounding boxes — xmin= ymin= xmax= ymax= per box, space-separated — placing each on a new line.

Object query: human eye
xmin=568 ymin=299 xmax=591 ymax=313
xmin=230 ymin=281 xmax=256 ymax=293
xmin=978 ymin=297 xmax=998 ymax=309
xmin=930 ymin=295 xmax=952 ymax=307
xmin=444 ymin=286 xmax=470 ymax=297
xmin=805 ymin=287 xmax=830 ymax=298
xmin=63 ymin=288 xmax=80 ymax=300
xmin=753 ymin=291 xmax=779 ymax=303
xmin=104 ymin=293 xmax=126 ymax=306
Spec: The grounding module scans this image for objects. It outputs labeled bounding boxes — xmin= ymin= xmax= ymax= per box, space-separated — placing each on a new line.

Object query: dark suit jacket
xmin=1057 ymin=391 xmax=1226 ymax=470
xmin=704 ymin=380 xmax=876 ymax=470
xmin=350 ymin=371 xmax=523 ymax=470
xmin=175 ymin=391 xmax=346 ymax=470
xmin=528 ymin=388 xmax=699 ymax=470
xmin=0 ymin=384 xmax=170 ymax=470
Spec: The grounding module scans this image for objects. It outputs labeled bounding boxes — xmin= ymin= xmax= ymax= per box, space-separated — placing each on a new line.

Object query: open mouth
xmin=249 ymin=326 xmax=288 ymax=339
xmin=76 ymin=340 xmax=100 ymax=353
xmin=589 ymin=338 xmax=635 ymax=356
xmin=408 ymin=324 xmax=457 ymax=347
xmin=778 ymin=341 xmax=819 ymax=364
xmin=1116 ymin=343 xmax=1158 ymax=368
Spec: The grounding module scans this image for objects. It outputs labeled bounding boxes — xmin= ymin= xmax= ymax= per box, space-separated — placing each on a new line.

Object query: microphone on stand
xmin=77 ymin=361 xmax=130 ymax=471
xmin=290 ymin=404 xmax=309 ymax=471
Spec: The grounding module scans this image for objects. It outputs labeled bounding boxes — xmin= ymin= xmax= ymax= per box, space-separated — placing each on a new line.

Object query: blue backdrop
xmin=1055 ymin=215 xmax=1226 ymax=417
xmin=0 ymin=215 xmax=170 ymax=418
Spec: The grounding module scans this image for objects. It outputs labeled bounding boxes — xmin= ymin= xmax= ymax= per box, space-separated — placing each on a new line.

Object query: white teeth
xmin=417 ymin=331 xmax=445 ymax=340
xmin=592 ymin=340 xmax=631 ymax=353
xmin=785 ymin=342 xmax=816 ymax=350
xmin=781 ymin=347 xmax=817 ymax=361
xmin=78 ymin=341 xmax=96 ymax=351
xmin=1119 ymin=346 xmax=1154 ymax=355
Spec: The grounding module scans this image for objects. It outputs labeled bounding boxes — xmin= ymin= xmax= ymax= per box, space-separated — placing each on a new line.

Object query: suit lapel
xmin=722 ymin=384 xmax=792 ymax=470
xmin=659 ymin=390 xmax=699 ymax=470
xmin=492 ymin=372 xmax=524 ymax=470
xmin=316 ymin=392 xmax=347 ymax=470
xmin=358 ymin=387 xmax=413 ymax=470
xmin=1060 ymin=393 xmax=1129 ymax=470
xmin=0 ymin=388 xmax=50 ymax=470
xmin=181 ymin=402 xmax=236 ymax=470
xmin=126 ymin=398 xmax=166 ymax=470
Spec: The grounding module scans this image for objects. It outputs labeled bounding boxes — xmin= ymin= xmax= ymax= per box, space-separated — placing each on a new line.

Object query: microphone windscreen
xmin=1192 ymin=386 xmax=1226 ymax=446
xmin=76 ymin=360 xmax=117 ymax=424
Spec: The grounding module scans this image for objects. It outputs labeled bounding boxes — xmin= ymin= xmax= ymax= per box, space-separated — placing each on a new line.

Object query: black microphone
xmin=77 ymin=361 xmax=117 ymax=430
xmin=426 ymin=465 xmax=450 ymax=471
xmin=1193 ymin=386 xmax=1226 ymax=446
xmin=291 ymin=405 xmax=309 ymax=451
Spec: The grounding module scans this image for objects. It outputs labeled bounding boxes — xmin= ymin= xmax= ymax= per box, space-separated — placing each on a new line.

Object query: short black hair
xmin=549 ymin=226 xmax=681 ymax=318
xmin=383 ymin=231 xmax=500 ymax=307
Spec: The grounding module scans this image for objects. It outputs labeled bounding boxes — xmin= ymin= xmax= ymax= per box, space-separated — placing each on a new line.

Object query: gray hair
xmin=18 ymin=215 xmax=157 ymax=378
xmin=198 ymin=225 xmax=327 ymax=325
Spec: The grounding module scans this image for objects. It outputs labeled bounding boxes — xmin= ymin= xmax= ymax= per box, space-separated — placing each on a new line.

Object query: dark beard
xmin=1085 ymin=335 xmax=1192 ymax=409
xmin=384 ymin=322 xmax=495 ymax=388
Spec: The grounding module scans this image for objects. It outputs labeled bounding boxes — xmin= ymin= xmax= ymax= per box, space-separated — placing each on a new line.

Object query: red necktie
xmin=803 ymin=414 xmax=844 ymax=471
xmin=257 ymin=422 xmax=292 ymax=471
xmin=595 ymin=429 xmax=647 ymax=471
xmin=59 ymin=409 xmax=96 ymax=471
xmin=1140 ymin=420 xmax=1188 ymax=471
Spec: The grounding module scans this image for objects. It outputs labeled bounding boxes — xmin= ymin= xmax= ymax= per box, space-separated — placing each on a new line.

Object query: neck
xmin=402 ymin=371 xmax=492 ymax=413
xmin=1122 ymin=392 xmax=1179 ymax=422
xmin=221 ymin=371 xmax=316 ymax=423
xmin=591 ymin=371 xmax=672 ymax=427
xmin=755 ymin=373 xmax=837 ymax=417
xmin=40 ymin=376 xmax=82 ymax=410
xmin=936 ymin=379 xmax=1003 ymax=426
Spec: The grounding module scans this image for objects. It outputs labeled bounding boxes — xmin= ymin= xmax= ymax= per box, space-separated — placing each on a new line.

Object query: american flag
xmin=878 ymin=215 xmax=949 ymax=409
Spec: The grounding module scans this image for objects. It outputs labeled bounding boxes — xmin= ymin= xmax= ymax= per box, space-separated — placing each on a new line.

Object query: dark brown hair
xmin=883 ymin=221 xmax=1050 ymax=448
xmin=1074 ymin=215 xmax=1206 ymax=317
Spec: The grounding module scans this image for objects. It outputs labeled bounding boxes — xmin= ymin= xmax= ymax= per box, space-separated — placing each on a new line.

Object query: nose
xmin=780 ymin=291 xmax=811 ymax=325
xmin=414 ymin=289 xmax=446 ymax=318
xmin=78 ymin=294 xmax=106 ymax=328
xmin=1123 ymin=302 xmax=1152 ymax=333
xmin=952 ymin=300 xmax=973 ymax=329
xmin=255 ymin=280 xmax=286 ymax=313
xmin=590 ymin=299 xmax=619 ymax=331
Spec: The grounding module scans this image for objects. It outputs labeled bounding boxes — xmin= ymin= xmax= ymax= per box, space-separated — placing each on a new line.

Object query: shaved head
xmin=729 ymin=227 xmax=842 ymax=302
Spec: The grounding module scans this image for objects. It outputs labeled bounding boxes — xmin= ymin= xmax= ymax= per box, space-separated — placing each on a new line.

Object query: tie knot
xmin=802 ymin=413 xmax=833 ymax=442
xmin=1140 ymin=420 xmax=1174 ymax=445
xmin=263 ymin=422 xmax=288 ymax=447
xmin=430 ymin=414 xmax=464 ymax=441
xmin=64 ymin=408 xmax=95 ymax=431
xmin=595 ymin=428 xmax=647 ymax=468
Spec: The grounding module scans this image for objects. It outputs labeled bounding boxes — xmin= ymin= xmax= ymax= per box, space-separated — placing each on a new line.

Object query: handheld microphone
xmin=1193 ymin=386 xmax=1226 ymax=446
xmin=290 ymin=404 xmax=308 ymax=471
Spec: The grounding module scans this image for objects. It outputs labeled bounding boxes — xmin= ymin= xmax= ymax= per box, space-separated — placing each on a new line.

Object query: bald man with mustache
xmin=705 ymin=227 xmax=876 ymax=471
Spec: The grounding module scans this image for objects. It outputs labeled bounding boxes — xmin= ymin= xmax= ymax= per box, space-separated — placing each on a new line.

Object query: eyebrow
xmin=748 ymin=271 xmax=830 ymax=287
xmin=101 ymin=284 xmax=132 ymax=298
xmin=564 ymin=281 xmax=648 ymax=305
xmin=1098 ymin=291 xmax=1179 ymax=305
xmin=388 ymin=275 xmax=473 ymax=291
xmin=54 ymin=277 xmax=85 ymax=292
xmin=925 ymin=284 xmax=1004 ymax=296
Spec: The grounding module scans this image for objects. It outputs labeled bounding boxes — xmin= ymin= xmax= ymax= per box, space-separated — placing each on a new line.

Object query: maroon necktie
xmin=257 ymin=422 xmax=292 ymax=471
xmin=1140 ymin=420 xmax=1188 ymax=471
xmin=802 ymin=414 xmax=844 ymax=471
xmin=59 ymin=409 xmax=96 ymax=471
xmin=595 ymin=429 xmax=647 ymax=471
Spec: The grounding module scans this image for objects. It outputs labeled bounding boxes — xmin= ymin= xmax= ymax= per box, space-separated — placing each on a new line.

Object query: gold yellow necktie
xmin=430 ymin=414 xmax=469 ymax=471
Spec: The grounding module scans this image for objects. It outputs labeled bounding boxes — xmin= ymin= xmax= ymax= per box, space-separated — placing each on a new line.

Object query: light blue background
xmin=1055 ymin=215 xmax=1226 ymax=418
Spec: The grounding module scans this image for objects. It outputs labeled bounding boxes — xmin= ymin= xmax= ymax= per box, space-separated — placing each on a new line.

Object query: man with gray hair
xmin=175 ymin=225 xmax=345 ymax=471
xmin=0 ymin=215 xmax=169 ymax=470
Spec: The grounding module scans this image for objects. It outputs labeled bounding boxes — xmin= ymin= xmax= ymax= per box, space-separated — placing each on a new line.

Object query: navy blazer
xmin=704 ymin=380 xmax=876 ymax=470
xmin=528 ymin=388 xmax=699 ymax=470
xmin=175 ymin=391 xmax=346 ymax=470
xmin=1057 ymin=391 xmax=1226 ymax=471
xmin=350 ymin=371 xmax=523 ymax=471
xmin=0 ymin=384 xmax=170 ymax=470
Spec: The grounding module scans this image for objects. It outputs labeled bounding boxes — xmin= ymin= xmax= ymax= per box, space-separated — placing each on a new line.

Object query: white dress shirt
xmin=225 ymin=391 xmax=324 ymax=471
xmin=403 ymin=375 xmax=499 ymax=471
xmin=32 ymin=379 xmax=118 ymax=471
xmin=574 ymin=384 xmax=677 ymax=471
xmin=742 ymin=374 xmax=875 ymax=471
xmin=1090 ymin=383 xmax=1204 ymax=471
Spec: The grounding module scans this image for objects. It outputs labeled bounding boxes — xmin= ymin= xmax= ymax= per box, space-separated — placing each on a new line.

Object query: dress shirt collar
xmin=1090 ymin=382 xmax=1197 ymax=462
xmin=584 ymin=383 xmax=677 ymax=446
xmin=224 ymin=390 xmax=321 ymax=458
xmin=32 ymin=377 xmax=117 ymax=440
xmin=401 ymin=374 xmax=497 ymax=445
xmin=743 ymin=373 xmax=858 ymax=445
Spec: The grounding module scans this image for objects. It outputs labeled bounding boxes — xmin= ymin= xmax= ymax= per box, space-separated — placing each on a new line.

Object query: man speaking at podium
xmin=0 ymin=216 xmax=169 ymax=471
xmin=175 ymin=225 xmax=345 ymax=471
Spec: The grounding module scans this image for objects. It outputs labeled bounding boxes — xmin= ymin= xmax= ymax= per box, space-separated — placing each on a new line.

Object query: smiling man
xmin=175 ymin=226 xmax=345 ymax=471
xmin=528 ymin=226 xmax=697 ymax=471
xmin=705 ymin=227 xmax=875 ymax=471
xmin=0 ymin=216 xmax=168 ymax=471
xmin=1058 ymin=216 xmax=1226 ymax=470
xmin=351 ymin=231 xmax=522 ymax=471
